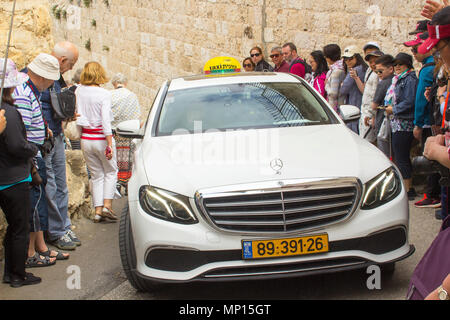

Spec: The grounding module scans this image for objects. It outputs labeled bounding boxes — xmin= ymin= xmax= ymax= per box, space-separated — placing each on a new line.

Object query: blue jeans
xmin=44 ymin=134 xmax=71 ymax=241
xmin=30 ymin=156 xmax=48 ymax=232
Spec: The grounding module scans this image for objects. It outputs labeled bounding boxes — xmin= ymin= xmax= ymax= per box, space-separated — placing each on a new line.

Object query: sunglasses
xmin=270 ymin=53 xmax=280 ymax=58
xmin=375 ymin=70 xmax=384 ymax=74
xmin=250 ymin=53 xmax=261 ymax=58
xmin=243 ymin=63 xmax=253 ymax=68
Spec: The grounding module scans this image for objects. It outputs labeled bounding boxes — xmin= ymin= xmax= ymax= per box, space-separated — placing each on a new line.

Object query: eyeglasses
xmin=270 ymin=53 xmax=280 ymax=58
xmin=243 ymin=63 xmax=253 ymax=68
xmin=250 ymin=53 xmax=261 ymax=58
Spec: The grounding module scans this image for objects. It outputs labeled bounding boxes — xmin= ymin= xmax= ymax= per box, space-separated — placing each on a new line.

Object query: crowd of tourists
xmin=0 ymin=42 xmax=140 ymax=287
xmin=243 ymin=18 xmax=449 ymax=219
xmin=0 ymin=0 xmax=448 ymax=300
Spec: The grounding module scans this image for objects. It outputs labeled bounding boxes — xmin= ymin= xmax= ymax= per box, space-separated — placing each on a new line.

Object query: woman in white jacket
xmin=76 ymin=62 xmax=118 ymax=222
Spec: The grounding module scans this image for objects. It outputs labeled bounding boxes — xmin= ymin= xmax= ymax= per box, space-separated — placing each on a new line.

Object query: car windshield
xmin=156 ymin=82 xmax=337 ymax=136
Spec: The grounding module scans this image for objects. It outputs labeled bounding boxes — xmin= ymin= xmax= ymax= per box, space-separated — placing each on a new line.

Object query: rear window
xmin=156 ymin=82 xmax=337 ymax=136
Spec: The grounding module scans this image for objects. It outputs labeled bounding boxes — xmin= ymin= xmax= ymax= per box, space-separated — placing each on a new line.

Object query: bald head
xmin=52 ymin=41 xmax=79 ymax=74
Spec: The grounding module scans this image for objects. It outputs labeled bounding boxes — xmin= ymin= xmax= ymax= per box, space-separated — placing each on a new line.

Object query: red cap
xmin=404 ymin=33 xmax=426 ymax=47
xmin=418 ymin=23 xmax=450 ymax=54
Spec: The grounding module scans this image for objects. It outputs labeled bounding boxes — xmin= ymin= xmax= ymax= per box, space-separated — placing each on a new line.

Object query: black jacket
xmin=0 ymin=101 xmax=38 ymax=185
xmin=255 ymin=60 xmax=274 ymax=72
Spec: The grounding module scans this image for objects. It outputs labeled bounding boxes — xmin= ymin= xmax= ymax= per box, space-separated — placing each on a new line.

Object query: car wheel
xmin=119 ymin=202 xmax=160 ymax=292
xmin=380 ymin=262 xmax=396 ymax=277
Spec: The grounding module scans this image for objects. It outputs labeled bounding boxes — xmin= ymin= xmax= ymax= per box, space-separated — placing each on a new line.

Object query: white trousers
xmin=81 ymin=139 xmax=118 ymax=208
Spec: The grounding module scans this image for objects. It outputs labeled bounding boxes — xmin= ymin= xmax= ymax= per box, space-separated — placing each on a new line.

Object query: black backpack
xmin=289 ymin=58 xmax=313 ymax=76
xmin=49 ymin=85 xmax=77 ymax=121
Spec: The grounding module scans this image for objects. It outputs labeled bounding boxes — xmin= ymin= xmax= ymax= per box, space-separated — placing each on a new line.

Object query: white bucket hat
xmin=0 ymin=58 xmax=29 ymax=88
xmin=28 ymin=53 xmax=60 ymax=81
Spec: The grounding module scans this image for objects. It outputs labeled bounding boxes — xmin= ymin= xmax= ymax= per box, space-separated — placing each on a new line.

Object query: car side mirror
xmin=116 ymin=120 xmax=144 ymax=139
xmin=339 ymin=105 xmax=361 ymax=123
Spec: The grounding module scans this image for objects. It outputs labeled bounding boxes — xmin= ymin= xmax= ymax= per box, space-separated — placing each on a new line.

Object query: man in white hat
xmin=40 ymin=42 xmax=81 ymax=250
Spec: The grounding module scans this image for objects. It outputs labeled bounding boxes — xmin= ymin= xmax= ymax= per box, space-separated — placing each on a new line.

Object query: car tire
xmin=119 ymin=202 xmax=160 ymax=292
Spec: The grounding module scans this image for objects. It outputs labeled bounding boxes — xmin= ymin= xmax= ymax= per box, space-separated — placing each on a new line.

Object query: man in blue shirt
xmin=41 ymin=41 xmax=81 ymax=250
xmin=404 ymin=33 xmax=440 ymax=208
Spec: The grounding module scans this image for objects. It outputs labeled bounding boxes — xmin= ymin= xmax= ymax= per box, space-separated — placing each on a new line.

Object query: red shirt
xmin=289 ymin=58 xmax=306 ymax=78
xmin=274 ymin=61 xmax=289 ymax=73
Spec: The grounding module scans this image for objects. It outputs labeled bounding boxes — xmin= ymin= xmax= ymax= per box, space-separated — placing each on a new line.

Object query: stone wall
xmin=0 ymin=0 xmax=54 ymax=68
xmin=49 ymin=0 xmax=425 ymax=115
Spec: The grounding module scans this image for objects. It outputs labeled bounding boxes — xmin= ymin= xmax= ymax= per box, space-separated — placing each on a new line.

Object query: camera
xmin=412 ymin=156 xmax=450 ymax=186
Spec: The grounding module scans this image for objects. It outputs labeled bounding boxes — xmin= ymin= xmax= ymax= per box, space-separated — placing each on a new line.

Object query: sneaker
xmin=66 ymin=230 xmax=81 ymax=247
xmin=407 ymin=188 xmax=418 ymax=201
xmin=415 ymin=195 xmax=441 ymax=208
xmin=50 ymin=234 xmax=77 ymax=251
xmin=10 ymin=272 xmax=41 ymax=288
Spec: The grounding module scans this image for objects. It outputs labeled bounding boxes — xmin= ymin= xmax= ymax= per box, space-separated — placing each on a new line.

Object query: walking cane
xmin=0 ymin=0 xmax=17 ymax=100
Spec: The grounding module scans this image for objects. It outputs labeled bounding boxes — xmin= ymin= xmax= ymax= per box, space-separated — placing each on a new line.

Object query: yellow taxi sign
xmin=203 ymin=56 xmax=241 ymax=74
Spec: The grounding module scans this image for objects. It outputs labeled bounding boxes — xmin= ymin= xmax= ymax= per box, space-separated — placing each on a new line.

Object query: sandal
xmin=25 ymin=252 xmax=56 ymax=268
xmin=38 ymin=249 xmax=69 ymax=261
xmin=94 ymin=214 xmax=105 ymax=223
xmin=101 ymin=207 xmax=118 ymax=221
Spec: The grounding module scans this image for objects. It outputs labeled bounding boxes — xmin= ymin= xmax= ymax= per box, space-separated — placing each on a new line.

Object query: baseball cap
xmin=404 ymin=32 xmax=428 ymax=47
xmin=363 ymin=41 xmax=381 ymax=51
xmin=364 ymin=50 xmax=383 ymax=61
xmin=28 ymin=53 xmax=60 ymax=81
xmin=393 ymin=53 xmax=413 ymax=68
xmin=409 ymin=20 xmax=429 ymax=35
xmin=418 ymin=7 xmax=450 ymax=54
xmin=342 ymin=45 xmax=359 ymax=58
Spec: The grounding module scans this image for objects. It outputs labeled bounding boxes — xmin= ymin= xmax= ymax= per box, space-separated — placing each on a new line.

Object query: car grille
xmin=196 ymin=179 xmax=360 ymax=234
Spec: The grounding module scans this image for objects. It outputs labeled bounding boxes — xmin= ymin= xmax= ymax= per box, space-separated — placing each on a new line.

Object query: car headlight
xmin=139 ymin=186 xmax=198 ymax=224
xmin=361 ymin=167 xmax=402 ymax=210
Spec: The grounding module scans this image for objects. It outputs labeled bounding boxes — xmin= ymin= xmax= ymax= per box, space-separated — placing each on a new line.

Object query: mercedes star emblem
xmin=270 ymin=158 xmax=283 ymax=174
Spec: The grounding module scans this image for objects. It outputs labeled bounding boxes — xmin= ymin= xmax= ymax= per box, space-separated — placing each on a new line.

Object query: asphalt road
xmin=0 ymin=195 xmax=444 ymax=300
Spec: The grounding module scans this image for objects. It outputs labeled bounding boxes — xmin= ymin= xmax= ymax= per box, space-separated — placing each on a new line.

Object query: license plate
xmin=242 ymin=234 xmax=329 ymax=260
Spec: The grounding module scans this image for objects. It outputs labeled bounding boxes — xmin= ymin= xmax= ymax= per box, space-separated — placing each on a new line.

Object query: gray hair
xmin=111 ymin=73 xmax=128 ymax=85
xmin=271 ymin=46 xmax=282 ymax=54
xmin=72 ymin=68 xmax=82 ymax=84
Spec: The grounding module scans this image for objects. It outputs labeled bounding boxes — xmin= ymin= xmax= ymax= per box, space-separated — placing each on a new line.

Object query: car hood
xmin=142 ymin=124 xmax=392 ymax=197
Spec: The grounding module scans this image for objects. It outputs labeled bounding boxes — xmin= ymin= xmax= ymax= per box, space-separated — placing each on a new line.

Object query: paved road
xmin=0 ymin=196 xmax=443 ymax=300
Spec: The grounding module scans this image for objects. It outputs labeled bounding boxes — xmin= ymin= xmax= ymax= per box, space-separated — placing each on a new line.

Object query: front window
xmin=156 ymin=82 xmax=337 ymax=136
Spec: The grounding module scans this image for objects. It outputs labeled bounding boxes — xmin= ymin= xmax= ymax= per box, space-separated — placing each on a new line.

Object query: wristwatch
xmin=438 ymin=285 xmax=450 ymax=300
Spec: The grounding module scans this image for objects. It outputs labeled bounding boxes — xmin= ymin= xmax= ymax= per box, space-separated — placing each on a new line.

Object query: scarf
xmin=325 ymin=59 xmax=344 ymax=84
xmin=384 ymin=69 xmax=412 ymax=107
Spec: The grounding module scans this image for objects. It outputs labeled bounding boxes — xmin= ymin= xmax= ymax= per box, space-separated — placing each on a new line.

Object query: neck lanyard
xmin=26 ymin=80 xmax=48 ymax=128
xmin=442 ymin=85 xmax=450 ymax=129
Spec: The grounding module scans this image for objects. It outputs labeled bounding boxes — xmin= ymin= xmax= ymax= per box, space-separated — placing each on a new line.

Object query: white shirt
xmin=76 ymin=85 xmax=114 ymax=136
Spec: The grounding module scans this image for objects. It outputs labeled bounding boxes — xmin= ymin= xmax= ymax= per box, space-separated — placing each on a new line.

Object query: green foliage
xmin=85 ymin=38 xmax=91 ymax=51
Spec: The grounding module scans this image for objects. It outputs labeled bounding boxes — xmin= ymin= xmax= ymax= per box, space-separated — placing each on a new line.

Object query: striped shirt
xmin=13 ymin=81 xmax=46 ymax=145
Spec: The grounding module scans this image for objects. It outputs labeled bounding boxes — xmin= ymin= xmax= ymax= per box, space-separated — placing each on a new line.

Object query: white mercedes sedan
xmin=117 ymin=71 xmax=415 ymax=291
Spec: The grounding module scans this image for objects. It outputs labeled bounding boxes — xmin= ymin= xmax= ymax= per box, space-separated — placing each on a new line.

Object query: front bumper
xmin=129 ymin=185 xmax=413 ymax=282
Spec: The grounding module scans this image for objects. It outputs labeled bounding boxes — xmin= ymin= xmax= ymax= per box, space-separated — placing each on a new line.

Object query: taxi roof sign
xmin=203 ymin=56 xmax=241 ymax=74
